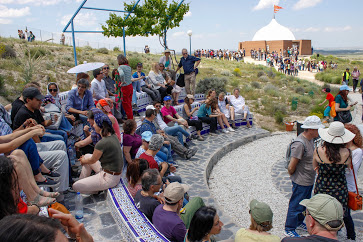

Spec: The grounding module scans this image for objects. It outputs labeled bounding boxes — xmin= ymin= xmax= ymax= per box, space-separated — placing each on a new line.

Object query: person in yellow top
xmin=342 ymin=68 xmax=350 ymax=85
xmin=235 ymin=199 xmax=280 ymax=242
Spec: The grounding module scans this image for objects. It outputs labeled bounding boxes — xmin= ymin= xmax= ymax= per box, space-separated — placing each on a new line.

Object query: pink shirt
xmin=107 ymin=114 xmax=121 ymax=142
xmin=161 ymin=106 xmax=177 ymax=124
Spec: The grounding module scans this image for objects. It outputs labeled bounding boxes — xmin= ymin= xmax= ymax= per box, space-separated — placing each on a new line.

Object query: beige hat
xmin=301 ymin=115 xmax=325 ymax=129
xmin=164 ymin=49 xmax=171 ymax=53
xmin=164 ymin=182 xmax=189 ymax=203
xmin=300 ymin=194 xmax=344 ymax=231
xmin=318 ymin=121 xmax=355 ymax=144
xmin=186 ymin=94 xmax=194 ymax=99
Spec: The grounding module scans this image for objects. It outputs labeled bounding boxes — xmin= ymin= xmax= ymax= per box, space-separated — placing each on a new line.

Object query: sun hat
xmin=163 ymin=96 xmax=172 ymax=101
xmin=148 ymin=134 xmax=164 ymax=151
xmin=98 ymin=99 xmax=112 ymax=113
xmin=318 ymin=121 xmax=355 ymax=144
xmin=146 ymin=105 xmax=155 ymax=110
xmin=249 ymin=199 xmax=273 ymax=225
xmin=300 ymin=194 xmax=344 ymax=231
xmin=301 ymin=115 xmax=325 ymax=129
xmin=141 ymin=131 xmax=153 ymax=142
xmin=164 ymin=49 xmax=171 ymax=53
xmin=163 ymin=182 xmax=190 ymax=204
xmin=186 ymin=94 xmax=194 ymax=99
xmin=340 ymin=85 xmax=350 ymax=91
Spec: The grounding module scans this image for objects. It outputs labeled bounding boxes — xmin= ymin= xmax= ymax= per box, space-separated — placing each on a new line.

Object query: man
xmin=175 ymin=48 xmax=201 ymax=95
xmin=134 ymin=169 xmax=163 ymax=222
xmin=13 ymin=87 xmax=65 ymax=143
xmin=90 ymin=68 xmax=108 ymax=101
xmin=285 ymin=116 xmax=324 ymax=237
xmin=282 ymin=194 xmax=344 ymax=242
xmin=152 ymin=182 xmax=189 ymax=242
xmin=228 ymin=88 xmax=251 ymax=128
xmin=66 ymin=79 xmax=95 ymax=123
xmin=102 ymin=64 xmax=121 ymax=119
xmin=342 ymin=68 xmax=350 ymax=85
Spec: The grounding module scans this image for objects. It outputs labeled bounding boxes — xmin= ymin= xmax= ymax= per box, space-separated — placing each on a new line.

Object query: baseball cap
xmin=249 ymin=199 xmax=273 ymax=224
xmin=22 ymin=87 xmax=45 ymax=100
xmin=340 ymin=85 xmax=350 ymax=91
xmin=137 ymin=62 xmax=143 ymax=67
xmin=98 ymin=99 xmax=112 ymax=113
xmin=163 ymin=96 xmax=172 ymax=101
xmin=300 ymin=194 xmax=344 ymax=230
xmin=146 ymin=105 xmax=155 ymax=110
xmin=141 ymin=131 xmax=153 ymax=142
xmin=301 ymin=115 xmax=324 ymax=129
xmin=164 ymin=182 xmax=190 ymax=204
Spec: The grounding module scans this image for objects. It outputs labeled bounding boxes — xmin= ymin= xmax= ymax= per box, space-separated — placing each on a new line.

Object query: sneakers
xmin=186 ymin=148 xmax=198 ymax=159
xmin=197 ymin=136 xmax=204 ymax=141
xmin=227 ymin=127 xmax=235 ymax=132
xmin=221 ymin=129 xmax=229 ymax=133
xmin=209 ymin=132 xmax=217 ymax=136
xmin=190 ymin=134 xmax=198 ymax=140
xmin=296 ymin=223 xmax=307 ymax=232
xmin=37 ymin=178 xmax=59 ymax=187
xmin=284 ymin=230 xmax=300 ymax=238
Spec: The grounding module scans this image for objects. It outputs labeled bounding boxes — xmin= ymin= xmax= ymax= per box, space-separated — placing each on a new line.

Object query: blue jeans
xmin=159 ymin=144 xmax=173 ymax=163
xmin=46 ymin=129 xmax=68 ymax=145
xmin=41 ymin=132 xmax=64 ymax=143
xmin=132 ymin=80 xmax=141 ymax=105
xmin=344 ymin=208 xmax=356 ymax=240
xmin=164 ymin=125 xmax=190 ymax=145
xmin=59 ymin=116 xmax=73 ymax=132
xmin=18 ymin=139 xmax=42 ymax=175
xmin=285 ymin=181 xmax=313 ymax=231
xmin=156 ymin=151 xmax=167 ymax=162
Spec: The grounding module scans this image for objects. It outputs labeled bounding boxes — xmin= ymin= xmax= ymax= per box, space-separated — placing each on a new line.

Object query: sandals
xmin=39 ymin=189 xmax=60 ymax=198
xmin=28 ymin=193 xmax=56 ymax=207
xmin=41 ymin=170 xmax=61 ymax=178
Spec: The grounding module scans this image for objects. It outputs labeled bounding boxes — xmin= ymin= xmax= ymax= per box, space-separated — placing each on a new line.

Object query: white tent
xmin=252 ymin=18 xmax=296 ymax=41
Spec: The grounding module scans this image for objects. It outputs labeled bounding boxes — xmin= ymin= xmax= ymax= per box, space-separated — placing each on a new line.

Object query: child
xmin=319 ymin=88 xmax=334 ymax=123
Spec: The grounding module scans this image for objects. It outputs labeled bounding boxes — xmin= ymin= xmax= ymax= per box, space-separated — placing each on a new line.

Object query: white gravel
xmin=209 ymin=132 xmax=298 ymax=239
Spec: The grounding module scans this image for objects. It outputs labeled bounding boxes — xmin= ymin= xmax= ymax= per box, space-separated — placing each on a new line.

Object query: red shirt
xmin=326 ymin=93 xmax=334 ymax=107
xmin=139 ymin=152 xmax=158 ymax=169
xmin=161 ymin=106 xmax=177 ymax=124
xmin=18 ymin=198 xmax=28 ymax=214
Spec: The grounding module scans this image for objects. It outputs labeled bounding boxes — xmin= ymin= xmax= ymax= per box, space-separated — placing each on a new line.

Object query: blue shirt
xmin=118 ymin=65 xmax=132 ymax=86
xmin=132 ymin=72 xmax=146 ymax=86
xmin=197 ymin=103 xmax=211 ymax=118
xmin=0 ymin=117 xmax=13 ymax=136
xmin=140 ymin=119 xmax=159 ymax=134
xmin=65 ymin=88 xmax=95 ymax=113
xmin=178 ymin=55 xmax=200 ymax=74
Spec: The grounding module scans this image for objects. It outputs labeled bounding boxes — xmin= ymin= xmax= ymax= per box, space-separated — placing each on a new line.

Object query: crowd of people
xmin=193 ymin=49 xmax=245 ymax=62
xmin=17 ymin=29 xmax=35 ymax=42
xmin=0 ymin=43 xmax=362 ymax=242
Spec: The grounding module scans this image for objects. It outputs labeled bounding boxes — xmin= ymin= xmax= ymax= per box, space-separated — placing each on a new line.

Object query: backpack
xmin=285 ymin=137 xmax=306 ymax=169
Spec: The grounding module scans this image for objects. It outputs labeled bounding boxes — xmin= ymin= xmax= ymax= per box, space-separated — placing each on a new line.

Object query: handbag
xmin=176 ymin=73 xmax=185 ymax=87
xmin=336 ymin=110 xmax=352 ymax=123
xmin=348 ymin=162 xmax=363 ymax=210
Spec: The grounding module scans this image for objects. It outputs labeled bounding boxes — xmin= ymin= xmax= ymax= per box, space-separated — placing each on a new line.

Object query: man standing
xmin=342 ymin=68 xmax=350 ymax=86
xmin=282 ymin=194 xmax=344 ymax=242
xmin=284 ymin=116 xmax=324 ymax=237
xmin=175 ymin=48 xmax=201 ymax=95
xmin=90 ymin=68 xmax=108 ymax=101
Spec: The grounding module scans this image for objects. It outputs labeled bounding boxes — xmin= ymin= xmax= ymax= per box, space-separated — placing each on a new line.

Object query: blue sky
xmin=1 ymin=0 xmax=362 ymax=53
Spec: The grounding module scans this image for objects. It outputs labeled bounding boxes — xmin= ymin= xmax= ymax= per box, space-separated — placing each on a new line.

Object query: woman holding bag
xmin=344 ymin=124 xmax=363 ymax=240
xmin=334 ymin=85 xmax=357 ymax=123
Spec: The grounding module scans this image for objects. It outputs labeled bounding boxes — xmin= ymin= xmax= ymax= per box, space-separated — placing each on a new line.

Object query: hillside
xmin=0 ymin=37 xmax=328 ymax=131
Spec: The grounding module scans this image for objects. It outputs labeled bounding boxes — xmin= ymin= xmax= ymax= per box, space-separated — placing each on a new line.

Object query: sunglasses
xmin=78 ymin=85 xmax=86 ymax=89
xmin=103 ymin=67 xmax=109 ymax=70
xmin=155 ymin=105 xmax=161 ymax=108
xmin=49 ymin=89 xmax=57 ymax=92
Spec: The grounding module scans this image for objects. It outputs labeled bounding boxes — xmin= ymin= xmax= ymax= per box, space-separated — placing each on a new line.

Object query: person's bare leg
xmin=217 ymin=116 xmax=224 ymax=129
xmin=222 ymin=114 xmax=231 ymax=128
xmin=39 ymin=164 xmax=51 ymax=174
xmin=230 ymin=107 xmax=235 ymax=122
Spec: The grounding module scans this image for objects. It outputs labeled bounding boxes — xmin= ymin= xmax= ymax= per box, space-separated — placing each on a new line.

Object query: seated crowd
xmin=1 ymin=50 xmax=357 ymax=242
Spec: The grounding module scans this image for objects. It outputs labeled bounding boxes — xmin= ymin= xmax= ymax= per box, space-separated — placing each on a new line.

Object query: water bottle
xmin=75 ymin=192 xmax=83 ymax=222
xmin=68 ymin=146 xmax=75 ymax=165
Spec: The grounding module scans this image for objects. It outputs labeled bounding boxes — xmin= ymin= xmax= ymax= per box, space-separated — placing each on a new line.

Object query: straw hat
xmin=164 ymin=49 xmax=171 ymax=53
xmin=318 ymin=121 xmax=355 ymax=144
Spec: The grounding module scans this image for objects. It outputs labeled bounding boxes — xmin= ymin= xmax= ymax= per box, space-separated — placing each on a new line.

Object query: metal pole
xmin=71 ymin=20 xmax=77 ymax=66
xmin=52 ymin=33 xmax=53 ymax=43
xmin=164 ymin=28 xmax=167 ymax=49
xmin=189 ymin=35 xmax=191 ymax=55
xmin=123 ymin=27 xmax=126 ymax=57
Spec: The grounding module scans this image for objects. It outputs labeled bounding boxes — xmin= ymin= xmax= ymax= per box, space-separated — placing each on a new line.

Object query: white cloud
xmin=324 ymin=25 xmax=352 ymax=32
xmin=0 ymin=5 xmax=30 ymax=18
xmin=184 ymin=11 xmax=192 ymax=17
xmin=3 ymin=0 xmax=83 ymax=6
xmin=171 ymin=31 xmax=185 ymax=38
xmin=0 ymin=18 xmax=12 ymax=24
xmin=293 ymin=0 xmax=323 ymax=10
xmin=253 ymin=0 xmax=279 ymax=11
xmin=61 ymin=12 xmax=97 ymax=27
xmin=290 ymin=27 xmax=320 ymax=32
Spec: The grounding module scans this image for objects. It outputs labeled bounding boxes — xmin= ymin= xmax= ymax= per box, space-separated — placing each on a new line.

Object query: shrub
xmin=257 ymin=71 xmax=265 ymax=77
xmin=97 ymin=48 xmax=109 ymax=54
xmin=295 ymin=87 xmax=305 ymax=94
xmin=113 ymin=46 xmax=120 ymax=52
xmin=232 ymin=68 xmax=242 ymax=77
xmin=259 ymin=76 xmax=270 ymax=83
xmin=128 ymin=57 xmax=142 ymax=69
xmin=83 ymin=46 xmax=93 ymax=51
xmin=25 ymin=47 xmax=47 ymax=59
xmin=0 ymin=74 xmax=5 ymax=94
xmin=264 ymin=84 xmax=279 ymax=97
xmin=230 ymin=79 xmax=240 ymax=88
xmin=266 ymin=70 xmax=276 ymax=78
xmin=0 ymin=45 xmax=16 ymax=58
xmin=275 ymin=111 xmax=284 ymax=124
xmin=298 ymin=95 xmax=312 ymax=104
xmin=221 ymin=70 xmax=231 ymax=76
xmin=195 ymin=76 xmax=227 ymax=95
xmin=251 ymin=81 xmax=261 ymax=89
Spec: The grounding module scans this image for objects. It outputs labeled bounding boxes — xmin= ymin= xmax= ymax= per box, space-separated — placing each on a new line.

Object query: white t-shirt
xmin=346 ymin=148 xmax=363 ymax=193
xmin=156 ymin=113 xmax=168 ymax=130
xmin=229 ymin=95 xmax=245 ymax=113
xmin=90 ymin=78 xmax=107 ymax=100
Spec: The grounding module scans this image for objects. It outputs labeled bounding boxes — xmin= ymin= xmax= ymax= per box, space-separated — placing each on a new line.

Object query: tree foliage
xmin=102 ymin=0 xmax=189 ymax=38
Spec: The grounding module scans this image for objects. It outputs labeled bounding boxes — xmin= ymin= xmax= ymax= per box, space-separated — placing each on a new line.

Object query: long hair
xmin=345 ymin=124 xmax=363 ymax=148
xmin=210 ymin=98 xmax=218 ymax=111
xmin=206 ymin=89 xmax=215 ymax=99
xmin=323 ymin=141 xmax=345 ymax=163
xmin=0 ymin=156 xmax=19 ymax=220
xmin=126 ymin=159 xmax=149 ymax=187
xmin=187 ymin=206 xmax=216 ymax=242
xmin=101 ymin=121 xmax=115 ymax=137
xmin=152 ymin=62 xmax=160 ymax=74
xmin=184 ymin=97 xmax=192 ymax=111
xmin=337 ymin=90 xmax=348 ymax=103
xmin=117 ymin=54 xmax=129 ymax=65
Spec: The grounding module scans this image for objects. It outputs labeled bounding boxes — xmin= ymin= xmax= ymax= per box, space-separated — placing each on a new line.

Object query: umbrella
xmin=67 ymin=62 xmax=105 ymax=74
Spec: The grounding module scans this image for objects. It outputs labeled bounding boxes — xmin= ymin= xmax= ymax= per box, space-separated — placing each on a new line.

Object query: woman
xmin=149 ymin=62 xmax=173 ymax=102
xmin=235 ymin=199 xmax=280 ymax=242
xmin=126 ymin=158 xmax=149 ymax=198
xmin=73 ymin=112 xmax=123 ymax=194
xmin=132 ymin=63 xmax=160 ymax=102
xmin=96 ymin=99 xmax=121 ymax=142
xmin=123 ymin=119 xmax=142 ymax=165
xmin=197 ymin=98 xmax=219 ymax=136
xmin=159 ymin=63 xmax=180 ymax=105
xmin=135 ymin=131 xmax=167 ymax=164
xmin=111 ymin=68 xmax=127 ymax=121
xmin=182 ymin=95 xmax=204 ymax=141
xmin=314 ymin=121 xmax=355 ymax=236
xmin=344 ymin=124 xmax=362 ymax=240
xmin=334 ymin=85 xmax=357 ymax=123
xmin=218 ymin=92 xmax=237 ymax=129
xmin=210 ymin=98 xmax=234 ymax=133
xmin=206 ymin=89 xmax=217 ymax=100
xmin=117 ymin=54 xmax=133 ymax=120
xmin=186 ymin=206 xmax=223 ymax=242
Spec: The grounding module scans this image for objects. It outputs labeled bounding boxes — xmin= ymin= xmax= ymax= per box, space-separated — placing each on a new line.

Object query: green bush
xmin=25 ymin=47 xmax=48 ymax=59
xmin=97 ymin=48 xmax=109 ymax=54
xmin=83 ymin=46 xmax=93 ymax=51
xmin=295 ymin=87 xmax=305 ymax=95
xmin=257 ymin=71 xmax=265 ymax=77
xmin=0 ymin=45 xmax=16 ymax=58
xmin=232 ymin=68 xmax=242 ymax=77
xmin=275 ymin=111 xmax=284 ymax=124
xmin=128 ymin=57 xmax=142 ymax=69
xmin=264 ymin=84 xmax=279 ymax=97
xmin=259 ymin=76 xmax=270 ymax=83
xmin=298 ymin=95 xmax=312 ymax=104
xmin=251 ymin=81 xmax=261 ymax=89
xmin=266 ymin=70 xmax=276 ymax=78
xmin=113 ymin=46 xmax=120 ymax=52
xmin=221 ymin=70 xmax=231 ymax=76
xmin=196 ymin=76 xmax=227 ymax=95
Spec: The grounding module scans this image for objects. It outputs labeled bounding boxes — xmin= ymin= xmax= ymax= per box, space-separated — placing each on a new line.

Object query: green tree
xmin=102 ymin=0 xmax=189 ymax=46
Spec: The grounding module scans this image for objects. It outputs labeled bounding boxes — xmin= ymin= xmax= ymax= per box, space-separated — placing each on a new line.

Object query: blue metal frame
xmin=63 ymin=0 xmax=185 ymax=65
